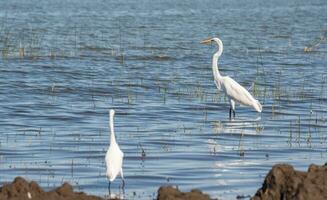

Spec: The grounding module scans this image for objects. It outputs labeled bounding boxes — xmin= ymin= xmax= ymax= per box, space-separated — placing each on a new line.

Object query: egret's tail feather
xmin=253 ymin=100 xmax=262 ymax=112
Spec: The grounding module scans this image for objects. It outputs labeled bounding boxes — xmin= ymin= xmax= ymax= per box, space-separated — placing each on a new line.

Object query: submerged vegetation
xmin=304 ymin=29 xmax=327 ymax=52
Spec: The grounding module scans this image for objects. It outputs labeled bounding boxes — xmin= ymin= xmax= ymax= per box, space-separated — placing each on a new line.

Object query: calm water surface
xmin=1 ymin=0 xmax=327 ymax=199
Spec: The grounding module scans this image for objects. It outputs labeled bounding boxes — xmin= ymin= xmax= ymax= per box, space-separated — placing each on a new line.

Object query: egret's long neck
xmin=212 ymin=51 xmax=222 ymax=80
xmin=109 ymin=114 xmax=116 ymax=145
xmin=212 ymin=41 xmax=223 ymax=84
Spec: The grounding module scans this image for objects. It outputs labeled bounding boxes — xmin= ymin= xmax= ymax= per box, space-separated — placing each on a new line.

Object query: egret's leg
xmin=229 ymin=107 xmax=232 ymax=120
xmin=120 ymin=169 xmax=125 ymax=188
xmin=122 ymin=178 xmax=125 ymax=187
xmin=230 ymin=99 xmax=236 ymax=119
xmin=108 ymin=181 xmax=111 ymax=197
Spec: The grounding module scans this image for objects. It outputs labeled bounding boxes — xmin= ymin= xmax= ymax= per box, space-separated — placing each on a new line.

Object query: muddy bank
xmin=0 ymin=177 xmax=105 ymax=200
xmin=157 ymin=186 xmax=213 ymax=200
xmin=252 ymin=163 xmax=327 ymax=200
xmin=0 ymin=177 xmax=211 ymax=200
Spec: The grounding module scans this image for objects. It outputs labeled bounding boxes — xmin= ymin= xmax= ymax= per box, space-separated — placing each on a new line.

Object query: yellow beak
xmin=200 ymin=38 xmax=212 ymax=45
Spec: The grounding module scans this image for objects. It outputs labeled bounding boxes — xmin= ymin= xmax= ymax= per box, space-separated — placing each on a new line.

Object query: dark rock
xmin=251 ymin=163 xmax=327 ymax=200
xmin=157 ymin=185 xmax=213 ymax=200
xmin=0 ymin=177 xmax=104 ymax=200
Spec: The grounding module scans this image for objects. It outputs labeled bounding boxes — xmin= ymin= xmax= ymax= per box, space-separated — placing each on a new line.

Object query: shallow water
xmin=0 ymin=0 xmax=327 ymax=199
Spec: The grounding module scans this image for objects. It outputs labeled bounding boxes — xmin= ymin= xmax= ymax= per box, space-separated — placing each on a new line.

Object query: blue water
xmin=0 ymin=0 xmax=327 ymax=199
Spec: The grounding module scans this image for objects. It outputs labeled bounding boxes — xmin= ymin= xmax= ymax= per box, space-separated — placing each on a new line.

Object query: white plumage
xmin=201 ymin=37 xmax=262 ymax=118
xmin=105 ymin=109 xmax=124 ymax=194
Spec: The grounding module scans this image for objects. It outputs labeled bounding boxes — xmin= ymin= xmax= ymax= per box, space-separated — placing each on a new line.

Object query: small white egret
xmin=105 ymin=109 xmax=125 ymax=195
xmin=200 ymin=37 xmax=262 ymax=119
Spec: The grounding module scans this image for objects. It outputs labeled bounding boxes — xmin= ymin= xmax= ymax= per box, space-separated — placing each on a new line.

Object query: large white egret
xmin=201 ymin=37 xmax=262 ymax=119
xmin=105 ymin=109 xmax=125 ymax=195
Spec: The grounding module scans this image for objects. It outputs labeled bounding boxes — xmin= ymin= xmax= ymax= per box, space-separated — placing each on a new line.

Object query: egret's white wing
xmin=222 ymin=76 xmax=259 ymax=108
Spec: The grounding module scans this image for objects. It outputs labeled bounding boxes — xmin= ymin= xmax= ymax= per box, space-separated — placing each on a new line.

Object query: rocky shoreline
xmin=1 ymin=163 xmax=326 ymax=200
xmin=251 ymin=162 xmax=327 ymax=200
